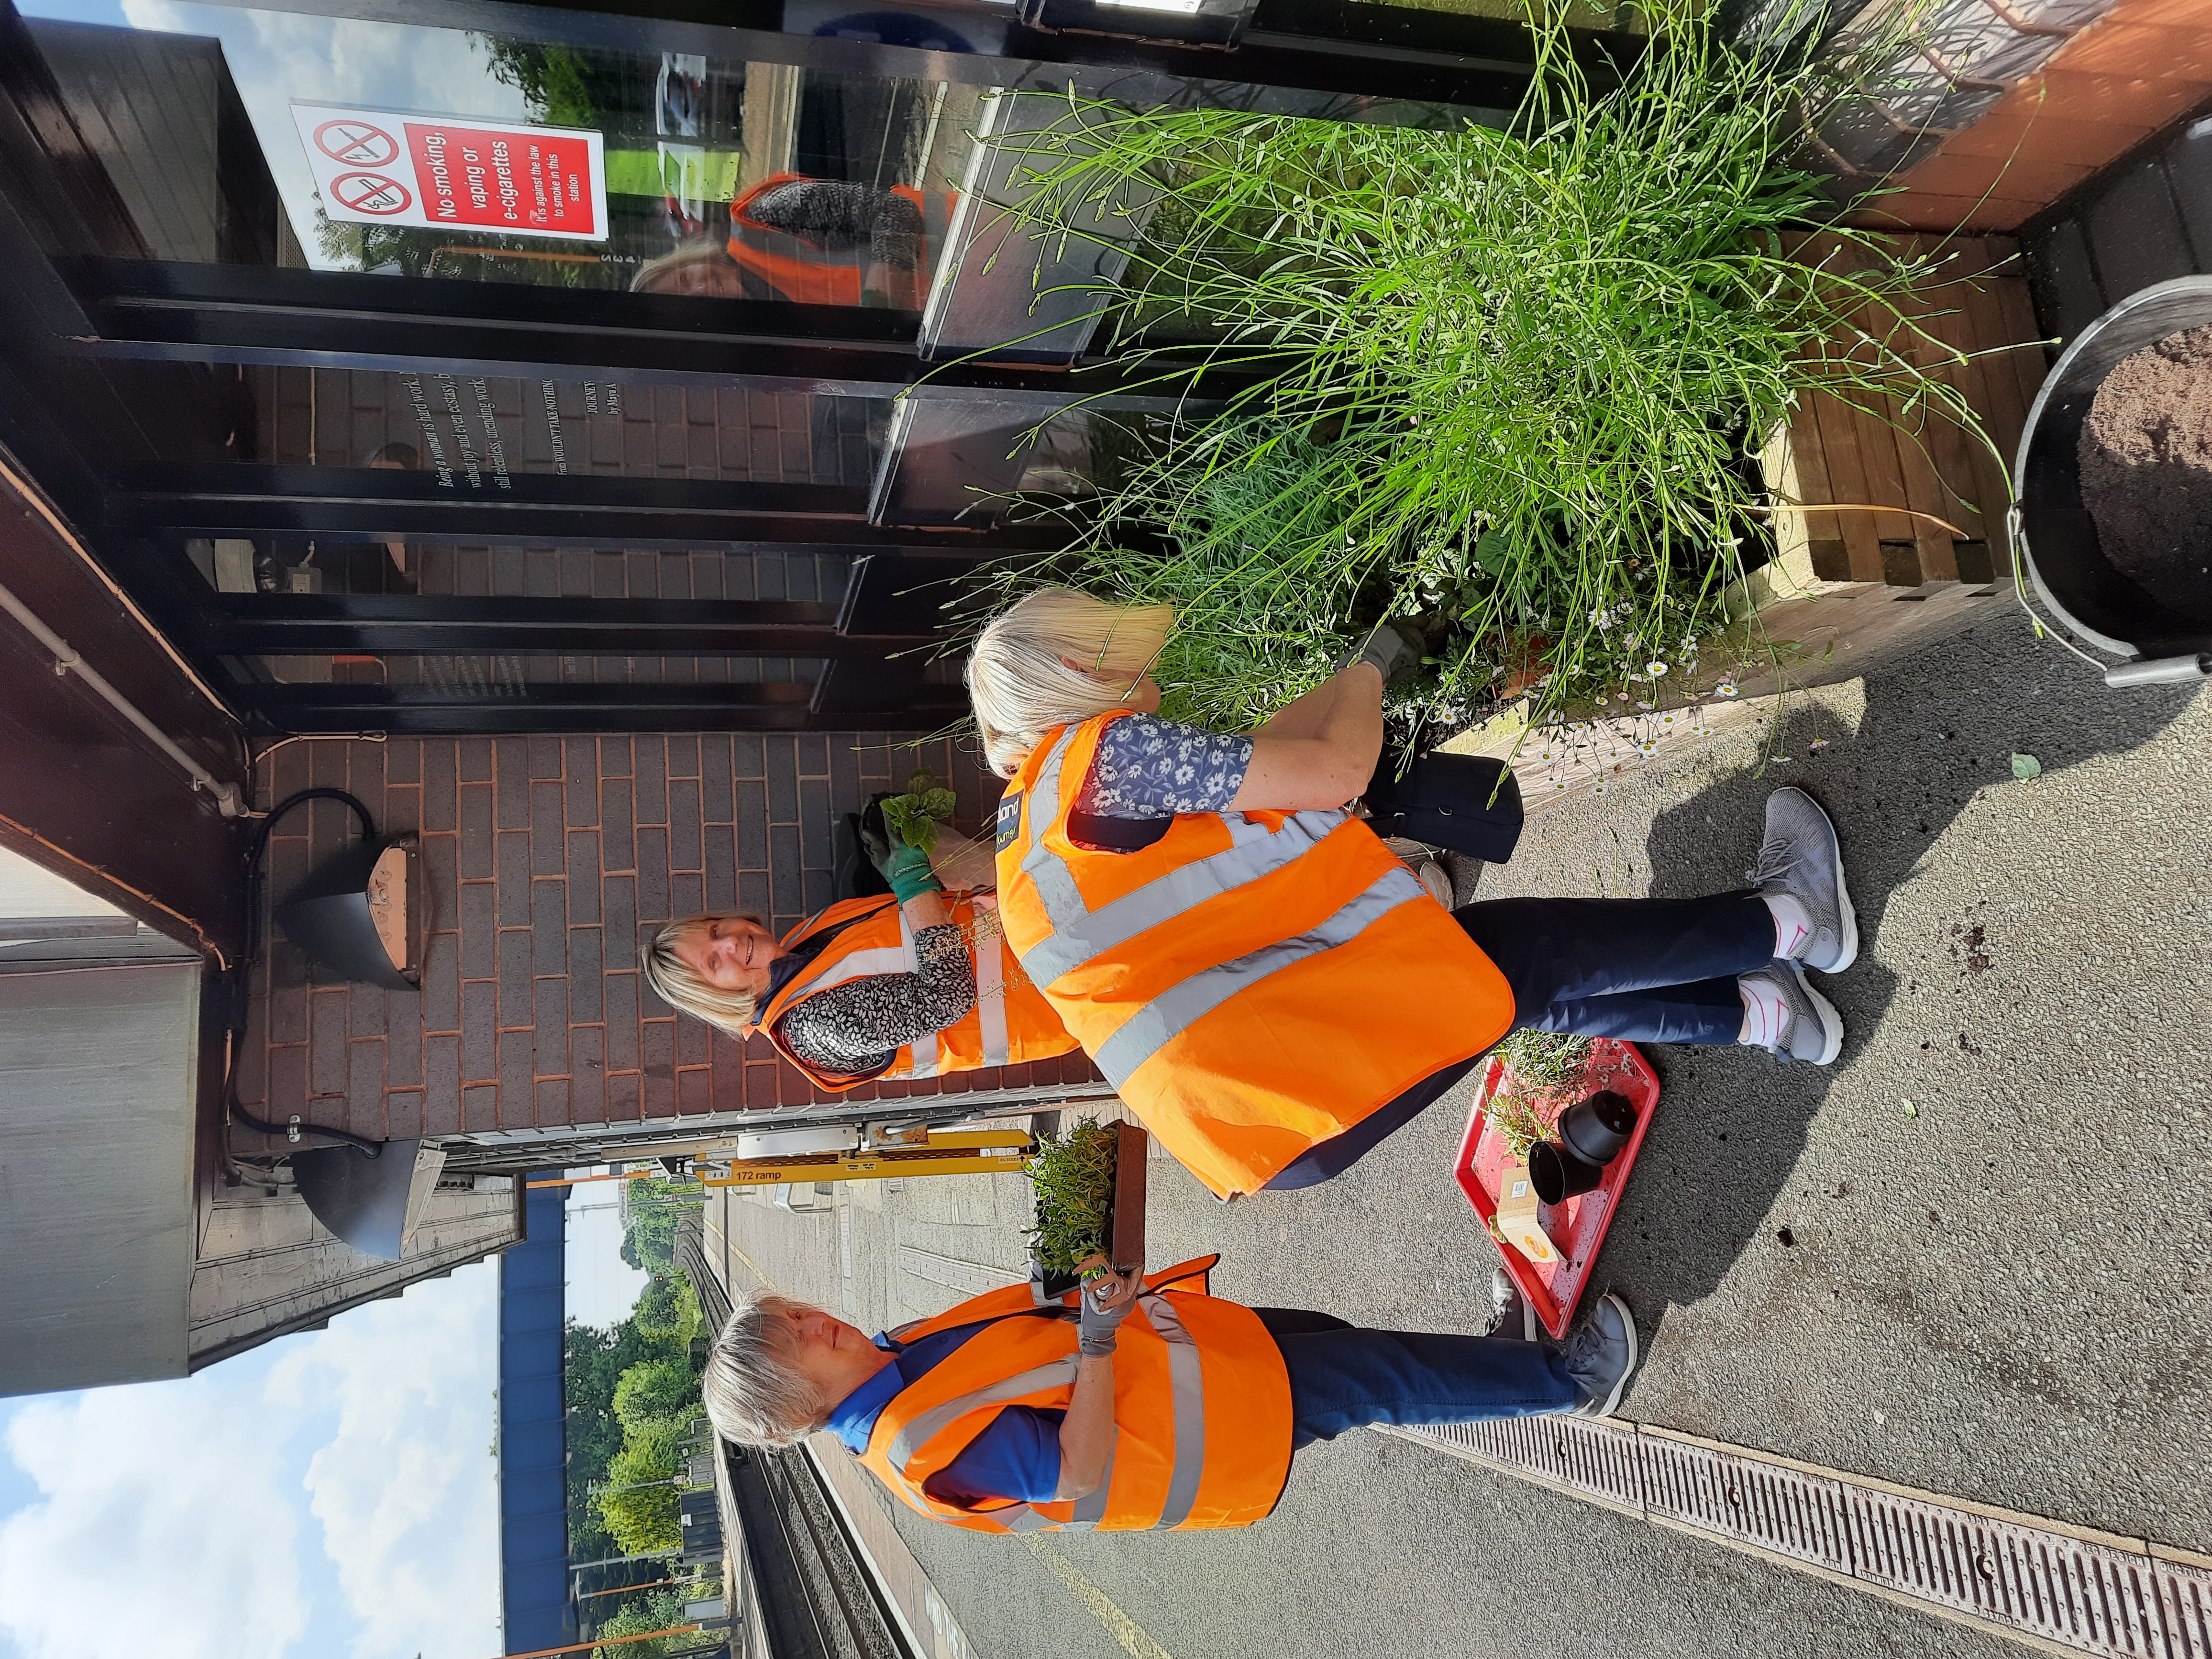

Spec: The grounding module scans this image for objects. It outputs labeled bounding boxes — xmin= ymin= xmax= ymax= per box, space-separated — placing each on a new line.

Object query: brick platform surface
xmin=236 ymin=731 xmax=1099 ymax=1149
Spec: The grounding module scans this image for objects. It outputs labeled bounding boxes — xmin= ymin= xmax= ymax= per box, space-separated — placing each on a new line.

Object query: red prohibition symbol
xmin=315 ymin=118 xmax=398 ymax=167
xmin=332 ymin=171 xmax=412 ymax=216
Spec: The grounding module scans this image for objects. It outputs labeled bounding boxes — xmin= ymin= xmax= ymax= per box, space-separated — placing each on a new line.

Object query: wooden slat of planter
xmin=1770 ymin=232 xmax=2049 ymax=586
xmin=1922 ymin=237 xmax=2017 ymax=558
xmin=1801 ymin=388 xmax=1890 ymax=583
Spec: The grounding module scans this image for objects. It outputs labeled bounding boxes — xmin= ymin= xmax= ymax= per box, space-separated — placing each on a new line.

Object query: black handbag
xmin=1360 ymin=748 xmax=1524 ymax=864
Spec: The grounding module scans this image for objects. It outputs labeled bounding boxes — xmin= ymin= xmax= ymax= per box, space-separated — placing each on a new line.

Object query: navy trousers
xmin=1265 ymin=892 xmax=1774 ymax=1189
xmin=1254 ymin=1309 xmax=1578 ymax=1448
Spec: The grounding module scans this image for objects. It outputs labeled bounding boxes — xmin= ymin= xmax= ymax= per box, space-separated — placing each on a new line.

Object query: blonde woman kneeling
xmin=968 ymin=587 xmax=1861 ymax=1197
xmin=640 ymin=829 xmax=1076 ymax=1090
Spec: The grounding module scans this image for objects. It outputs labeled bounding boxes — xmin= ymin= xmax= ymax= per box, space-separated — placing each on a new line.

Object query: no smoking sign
xmin=292 ymin=100 xmax=607 ymax=241
xmin=332 ymin=171 xmax=412 ymax=216
xmin=314 ymin=118 xmax=398 ymax=168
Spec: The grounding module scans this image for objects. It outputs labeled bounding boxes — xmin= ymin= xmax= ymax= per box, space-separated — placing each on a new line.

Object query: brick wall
xmin=236 ymin=730 xmax=1099 ymax=1150
xmin=1856 ymin=0 xmax=2212 ymax=234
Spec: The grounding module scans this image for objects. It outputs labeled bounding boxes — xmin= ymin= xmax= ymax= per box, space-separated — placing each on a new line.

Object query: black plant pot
xmin=1529 ymin=1139 xmax=1605 ymax=1206
xmin=1557 ymin=1089 xmax=1640 ymax=1168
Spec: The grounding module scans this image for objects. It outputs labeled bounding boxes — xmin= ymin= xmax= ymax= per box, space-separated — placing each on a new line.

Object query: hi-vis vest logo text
xmin=995 ymin=792 xmax=1022 ymax=852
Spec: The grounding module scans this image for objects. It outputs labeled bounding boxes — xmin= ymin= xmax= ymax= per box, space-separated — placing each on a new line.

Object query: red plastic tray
xmin=1454 ymin=1039 xmax=1659 ymax=1340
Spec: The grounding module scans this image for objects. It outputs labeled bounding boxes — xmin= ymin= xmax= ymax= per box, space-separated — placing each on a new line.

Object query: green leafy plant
xmin=1025 ymin=1117 xmax=1120 ymax=1272
xmin=881 ymin=767 xmax=958 ymax=853
xmin=1487 ymin=1031 xmax=1595 ymax=1159
xmin=955 ymin=0 xmax=2000 ymax=740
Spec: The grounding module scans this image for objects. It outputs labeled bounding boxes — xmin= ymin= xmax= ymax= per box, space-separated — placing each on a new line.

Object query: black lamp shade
xmin=275 ymin=837 xmax=420 ymax=991
xmin=292 ymin=1140 xmax=448 ymax=1260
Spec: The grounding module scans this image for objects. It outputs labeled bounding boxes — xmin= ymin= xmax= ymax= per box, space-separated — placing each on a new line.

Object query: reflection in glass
xmin=183 ymin=535 xmax=852 ymax=604
xmin=232 ymin=652 xmax=830 ymax=689
xmin=19 ymin=1 xmax=983 ymax=306
xmin=107 ymin=361 xmax=888 ymax=484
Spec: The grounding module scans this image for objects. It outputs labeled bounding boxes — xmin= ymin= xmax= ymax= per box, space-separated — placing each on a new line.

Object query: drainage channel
xmin=1378 ymin=1416 xmax=2212 ymax=1659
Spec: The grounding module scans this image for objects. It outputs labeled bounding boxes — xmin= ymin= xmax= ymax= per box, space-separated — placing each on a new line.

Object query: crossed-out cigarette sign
xmin=316 ymin=121 xmax=414 ymax=214
xmin=292 ymin=101 xmax=607 ymax=241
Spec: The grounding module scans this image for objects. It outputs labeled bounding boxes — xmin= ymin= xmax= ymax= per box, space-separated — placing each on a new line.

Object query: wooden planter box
xmin=1761 ymin=234 xmax=2049 ymax=591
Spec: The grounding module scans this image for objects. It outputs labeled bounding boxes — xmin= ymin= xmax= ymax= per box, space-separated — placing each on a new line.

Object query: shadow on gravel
xmin=1594 ymin=608 xmax=2201 ymax=1326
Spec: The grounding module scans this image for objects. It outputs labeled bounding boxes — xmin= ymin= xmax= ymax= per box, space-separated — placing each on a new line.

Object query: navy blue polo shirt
xmin=826 ymin=1319 xmax=1064 ymax=1505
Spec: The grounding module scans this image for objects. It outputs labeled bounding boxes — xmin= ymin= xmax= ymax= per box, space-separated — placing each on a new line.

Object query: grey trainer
xmin=1739 ymin=958 xmax=1845 ymax=1065
xmin=1562 ymin=1293 xmax=1639 ymax=1417
xmin=1484 ymin=1263 xmax=1534 ymax=1340
xmin=1747 ymin=786 xmax=1858 ymax=973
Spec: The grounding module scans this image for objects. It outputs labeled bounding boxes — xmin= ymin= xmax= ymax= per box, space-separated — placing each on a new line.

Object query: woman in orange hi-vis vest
xmin=629 ymin=176 xmax=947 ymax=309
xmin=698 ymin=1258 xmax=1642 ymax=1532
xmin=967 ymin=588 xmax=1863 ymax=1199
xmin=640 ymin=810 xmax=1077 ymax=1088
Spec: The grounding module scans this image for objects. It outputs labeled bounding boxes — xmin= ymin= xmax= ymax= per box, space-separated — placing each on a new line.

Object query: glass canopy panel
xmin=18 ymin=2 xmax=984 ymax=307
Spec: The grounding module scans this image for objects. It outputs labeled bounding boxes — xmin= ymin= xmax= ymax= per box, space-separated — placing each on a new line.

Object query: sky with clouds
xmin=0 ymin=1265 xmax=503 ymax=1659
xmin=0 ymin=1180 xmax=645 ymax=1659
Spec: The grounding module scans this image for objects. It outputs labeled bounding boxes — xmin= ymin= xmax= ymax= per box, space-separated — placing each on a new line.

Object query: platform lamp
xmin=229 ymin=787 xmax=443 ymax=1261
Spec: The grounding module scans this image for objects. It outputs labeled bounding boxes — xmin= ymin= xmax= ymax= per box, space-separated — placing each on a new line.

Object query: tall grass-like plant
xmin=954 ymin=0 xmax=1991 ymax=733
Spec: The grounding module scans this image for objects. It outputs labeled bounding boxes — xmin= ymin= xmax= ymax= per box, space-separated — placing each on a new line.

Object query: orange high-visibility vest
xmin=756 ymin=893 xmax=1078 ymax=1090
xmin=856 ymin=1254 xmax=1292 ymax=1533
xmin=994 ymin=710 xmax=1515 ymax=1197
xmin=726 ymin=174 xmax=948 ymax=306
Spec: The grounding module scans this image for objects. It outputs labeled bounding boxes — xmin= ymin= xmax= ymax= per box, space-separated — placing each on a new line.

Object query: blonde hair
xmin=965 ymin=586 xmax=1174 ymax=777
xmin=640 ymin=912 xmax=769 ymax=1037
xmin=630 ymin=238 xmax=737 ymax=293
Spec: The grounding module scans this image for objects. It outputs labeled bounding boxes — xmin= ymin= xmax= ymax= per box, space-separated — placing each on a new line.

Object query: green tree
xmin=565 ymin=1315 xmax=662 ymax=1559
xmin=592 ymin=1582 xmax=710 ymax=1659
xmin=614 ymin=1356 xmax=701 ymax=1427
xmin=619 ymin=1180 xmax=700 ymax=1275
xmin=598 ymin=1415 xmax=686 ymax=1552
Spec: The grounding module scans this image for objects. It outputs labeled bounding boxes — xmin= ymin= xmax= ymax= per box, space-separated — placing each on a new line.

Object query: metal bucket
xmin=2013 ymin=276 xmax=2212 ymax=688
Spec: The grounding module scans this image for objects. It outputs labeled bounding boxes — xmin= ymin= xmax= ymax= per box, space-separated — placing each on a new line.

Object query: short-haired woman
xmin=639 ymin=832 xmax=1077 ymax=1090
xmin=970 ymin=586 xmax=1858 ymax=1197
xmin=701 ymin=1260 xmax=1639 ymax=1534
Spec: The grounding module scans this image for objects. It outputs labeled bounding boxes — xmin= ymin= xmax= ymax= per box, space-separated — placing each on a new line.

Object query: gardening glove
xmin=1076 ymin=1264 xmax=1139 ymax=1358
xmin=1335 ymin=619 xmax=1428 ymax=686
xmin=877 ymin=839 xmax=942 ymax=906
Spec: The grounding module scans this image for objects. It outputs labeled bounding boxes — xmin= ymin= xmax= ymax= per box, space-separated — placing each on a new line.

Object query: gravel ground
xmin=722 ymin=604 xmax=2212 ymax=1659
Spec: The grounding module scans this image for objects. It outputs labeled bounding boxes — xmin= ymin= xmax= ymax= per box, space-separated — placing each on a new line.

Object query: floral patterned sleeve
xmin=1073 ymin=713 xmax=1253 ymax=820
xmin=774 ymin=922 xmax=976 ymax=1072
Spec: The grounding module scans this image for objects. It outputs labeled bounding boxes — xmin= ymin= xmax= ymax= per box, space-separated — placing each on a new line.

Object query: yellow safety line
xmin=1019 ymin=1536 xmax=1178 ymax=1659
xmin=705 ymin=1205 xmax=772 ymax=1289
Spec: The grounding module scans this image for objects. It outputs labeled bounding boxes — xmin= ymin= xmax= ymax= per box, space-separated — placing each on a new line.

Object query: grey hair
xmin=702 ymin=1290 xmax=831 ymax=1448
xmin=965 ymin=586 xmax=1174 ymax=778
xmin=640 ymin=912 xmax=769 ymax=1038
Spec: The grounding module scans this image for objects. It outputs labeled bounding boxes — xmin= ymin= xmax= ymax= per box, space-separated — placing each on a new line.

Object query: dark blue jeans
xmin=1255 ymin=1309 xmax=1577 ymax=1448
xmin=1265 ymin=893 xmax=1773 ymax=1189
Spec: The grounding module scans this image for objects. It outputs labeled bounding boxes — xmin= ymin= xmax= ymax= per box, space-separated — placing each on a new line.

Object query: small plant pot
xmin=1529 ymin=1139 xmax=1605 ymax=1206
xmin=1557 ymin=1089 xmax=1639 ymax=1168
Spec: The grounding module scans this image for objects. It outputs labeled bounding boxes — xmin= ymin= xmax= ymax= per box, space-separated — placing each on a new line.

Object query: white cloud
xmin=266 ymin=1265 xmax=502 ymax=1659
xmin=0 ymin=1262 xmax=502 ymax=1659
xmin=0 ymin=1376 xmax=311 ymax=1659
xmin=566 ymin=1191 xmax=649 ymax=1329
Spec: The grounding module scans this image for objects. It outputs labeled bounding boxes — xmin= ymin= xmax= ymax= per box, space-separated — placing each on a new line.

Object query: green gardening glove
xmin=878 ymin=838 xmax=942 ymax=906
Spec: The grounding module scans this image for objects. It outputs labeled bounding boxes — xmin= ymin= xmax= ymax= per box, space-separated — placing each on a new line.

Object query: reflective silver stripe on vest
xmin=1012 ymin=722 xmax=1361 ymax=1001
xmin=1139 ymin=1293 xmax=1209 ymax=1529
xmin=886 ymin=1357 xmax=1080 ymax=1469
xmin=1068 ymin=1434 xmax=1117 ymax=1526
xmin=1089 ymin=865 xmax=1426 ymax=1087
xmin=971 ymin=895 xmax=1010 ymax=1066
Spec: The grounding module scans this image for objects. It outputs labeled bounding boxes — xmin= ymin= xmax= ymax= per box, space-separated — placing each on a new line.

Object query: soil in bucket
xmin=2079 ymin=322 xmax=2212 ymax=622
